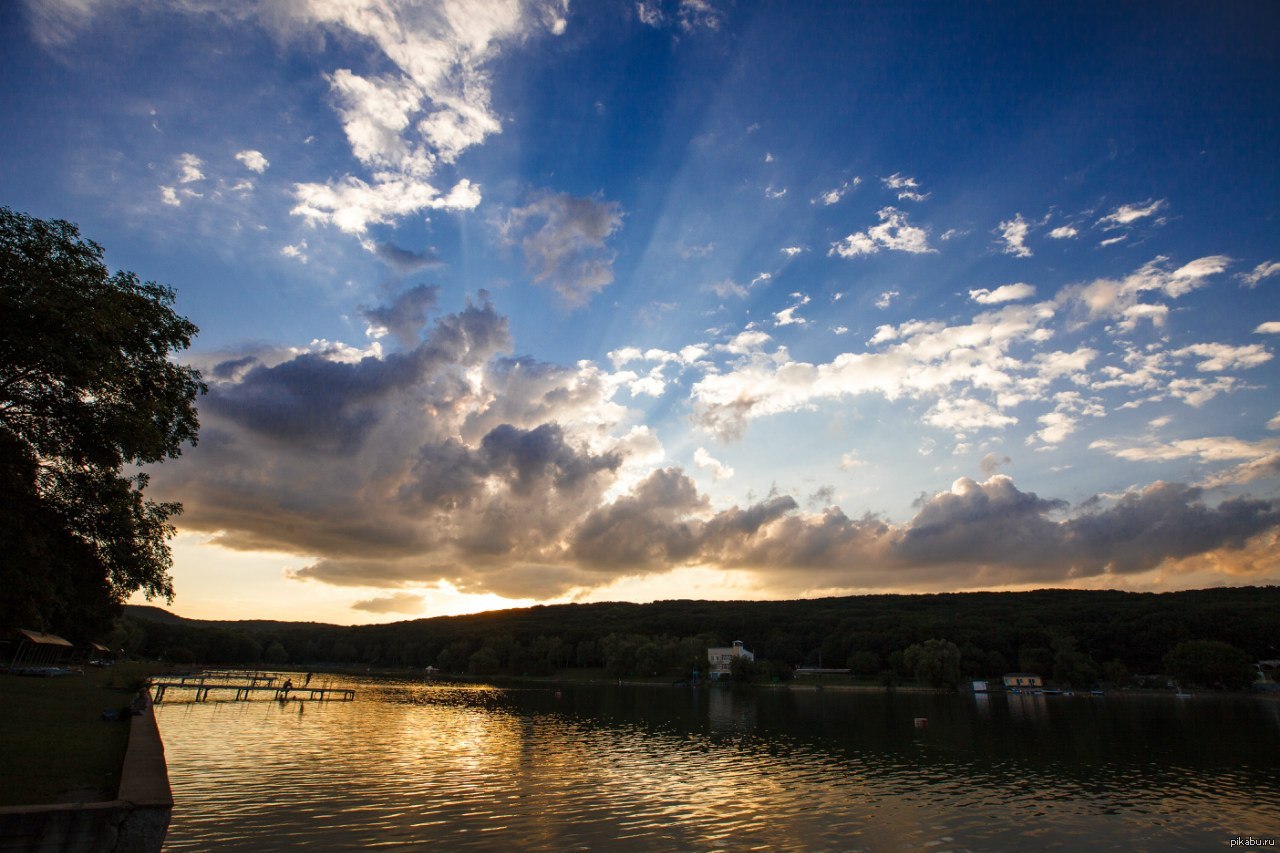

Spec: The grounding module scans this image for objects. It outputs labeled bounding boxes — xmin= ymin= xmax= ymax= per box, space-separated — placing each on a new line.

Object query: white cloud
xmin=177 ymin=152 xmax=204 ymax=183
xmin=235 ymin=149 xmax=269 ymax=173
xmin=1029 ymin=411 xmax=1076 ymax=445
xmin=160 ymin=186 xmax=180 ymax=207
xmin=693 ymin=447 xmax=735 ymax=480
xmin=1171 ymin=342 xmax=1272 ymax=373
xmin=1097 ymin=198 xmax=1168 ymax=229
xmin=1255 ymin=322 xmax=1280 ymax=334
xmin=765 ymin=185 xmax=787 ymax=199
xmin=693 ymin=301 xmax=1055 ymax=439
xmin=997 ymin=214 xmax=1033 ymax=257
xmin=1240 ymin=260 xmax=1280 ymax=288
xmin=636 ymin=2 xmax=664 ymax=26
xmin=717 ymin=330 xmax=772 ymax=355
xmin=839 ymin=451 xmax=865 ymax=470
xmin=281 ymin=239 xmax=308 ymax=262
xmin=882 ymin=173 xmax=918 ymax=190
xmin=1048 ymin=225 xmax=1079 ymax=239
xmin=875 ymin=290 xmax=900 ymax=309
xmin=969 ymin=283 xmax=1035 ymax=304
xmin=833 ymin=326 xmax=849 ymax=335
xmin=292 ymin=176 xmax=480 ymax=235
xmin=1061 ymin=255 xmax=1228 ymax=331
xmin=679 ymin=0 xmax=723 ymax=31
xmin=815 ymin=178 xmax=860 ymax=205
xmin=830 ymin=207 xmax=934 ymax=258
xmin=780 ymin=246 xmax=805 ymax=256
xmin=773 ymin=295 xmax=811 ymax=327
xmin=924 ymin=398 xmax=1017 ymax=433
xmin=1099 ymin=236 xmax=1127 ymax=248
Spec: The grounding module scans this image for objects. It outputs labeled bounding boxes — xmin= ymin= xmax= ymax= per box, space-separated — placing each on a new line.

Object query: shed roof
xmin=17 ymin=629 xmax=73 ymax=647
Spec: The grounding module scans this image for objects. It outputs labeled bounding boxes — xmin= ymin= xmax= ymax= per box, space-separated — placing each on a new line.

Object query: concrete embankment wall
xmin=0 ymin=705 xmax=172 ymax=853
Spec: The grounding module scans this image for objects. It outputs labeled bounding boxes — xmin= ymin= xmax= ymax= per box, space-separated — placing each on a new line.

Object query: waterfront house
xmin=1002 ymin=672 xmax=1043 ymax=690
xmin=707 ymin=640 xmax=754 ymax=680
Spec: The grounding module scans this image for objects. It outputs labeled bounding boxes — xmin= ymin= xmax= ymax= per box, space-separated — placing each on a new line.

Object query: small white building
xmin=707 ymin=640 xmax=754 ymax=680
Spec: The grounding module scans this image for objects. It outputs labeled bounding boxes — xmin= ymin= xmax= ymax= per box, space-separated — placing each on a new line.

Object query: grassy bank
xmin=0 ymin=662 xmax=169 ymax=807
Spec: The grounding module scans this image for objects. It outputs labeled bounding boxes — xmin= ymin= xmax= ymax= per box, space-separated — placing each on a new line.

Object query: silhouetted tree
xmin=0 ymin=208 xmax=203 ymax=635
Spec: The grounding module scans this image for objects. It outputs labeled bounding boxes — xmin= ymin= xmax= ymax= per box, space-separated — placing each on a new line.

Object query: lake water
xmin=153 ymin=676 xmax=1280 ymax=851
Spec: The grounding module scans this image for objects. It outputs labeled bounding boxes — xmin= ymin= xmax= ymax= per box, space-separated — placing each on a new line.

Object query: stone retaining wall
xmin=0 ymin=704 xmax=172 ymax=852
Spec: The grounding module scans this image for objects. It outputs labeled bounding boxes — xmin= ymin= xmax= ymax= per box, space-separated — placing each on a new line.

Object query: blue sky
xmin=3 ymin=0 xmax=1279 ymax=623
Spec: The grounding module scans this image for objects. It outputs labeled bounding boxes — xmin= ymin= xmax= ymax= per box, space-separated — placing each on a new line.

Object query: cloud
xmin=1171 ymin=342 xmax=1272 ymax=373
xmin=1048 ymin=225 xmax=1079 ymax=239
xmin=1091 ymin=436 xmax=1280 ymax=489
xmin=292 ymin=176 xmax=481 ymax=235
xmin=1060 ymin=255 xmax=1229 ymax=331
xmin=177 ymin=153 xmax=204 ymax=183
xmin=678 ymin=0 xmax=724 ymax=32
xmin=1097 ymin=198 xmax=1168 ymax=229
xmin=160 ymin=186 xmax=180 ymax=207
xmin=361 ymin=284 xmax=440 ymax=346
xmin=693 ymin=301 xmax=1055 ymax=439
xmin=969 ymin=283 xmax=1035 ymax=304
xmin=235 ymin=150 xmax=269 ymax=173
xmin=502 ymin=192 xmax=624 ymax=307
xmin=351 ymin=592 xmax=425 ymax=614
xmin=1240 ymin=260 xmax=1280 ymax=288
xmin=1256 ymin=322 xmax=1280 ymax=335
xmin=923 ymin=398 xmax=1017 ymax=433
xmin=839 ymin=451 xmax=865 ymax=470
xmin=693 ymin=447 xmax=735 ymax=481
xmin=281 ymin=239 xmax=308 ymax=262
xmin=707 ymin=278 xmax=748 ymax=299
xmin=882 ymin=173 xmax=927 ymax=200
xmin=815 ymin=178 xmax=860 ymax=205
xmin=829 ymin=207 xmax=934 ymax=258
xmin=773 ymin=294 xmax=811 ymax=327
xmin=997 ymin=214 xmax=1033 ymax=257
xmin=780 ymin=246 xmax=805 ymax=256
xmin=370 ymin=241 xmax=443 ymax=273
xmin=979 ymin=453 xmax=1010 ymax=475
xmin=875 ymin=290 xmax=899 ymax=309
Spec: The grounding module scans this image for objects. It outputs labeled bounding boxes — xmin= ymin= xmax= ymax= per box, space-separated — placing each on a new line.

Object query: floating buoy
xmin=914 ymin=717 xmax=928 ymax=728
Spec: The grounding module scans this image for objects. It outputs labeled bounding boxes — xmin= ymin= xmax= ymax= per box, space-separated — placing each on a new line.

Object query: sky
xmin=3 ymin=1 xmax=1279 ymax=624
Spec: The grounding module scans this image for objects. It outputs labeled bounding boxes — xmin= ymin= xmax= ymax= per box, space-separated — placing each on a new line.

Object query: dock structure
xmin=150 ymin=680 xmax=355 ymax=704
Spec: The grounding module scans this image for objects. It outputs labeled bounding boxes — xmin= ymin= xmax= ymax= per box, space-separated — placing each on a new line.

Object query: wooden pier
xmin=150 ymin=680 xmax=355 ymax=703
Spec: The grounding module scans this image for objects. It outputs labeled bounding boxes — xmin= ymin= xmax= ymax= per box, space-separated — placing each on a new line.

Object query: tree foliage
xmin=1164 ymin=640 xmax=1257 ymax=690
xmin=0 ymin=208 xmax=203 ymax=636
xmin=903 ymin=638 xmax=962 ymax=687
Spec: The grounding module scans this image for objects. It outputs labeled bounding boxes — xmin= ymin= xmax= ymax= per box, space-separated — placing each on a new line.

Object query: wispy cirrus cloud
xmin=502 ymin=192 xmax=624 ymax=307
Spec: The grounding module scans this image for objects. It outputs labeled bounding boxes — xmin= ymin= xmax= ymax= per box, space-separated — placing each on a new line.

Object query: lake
xmin=153 ymin=676 xmax=1280 ymax=850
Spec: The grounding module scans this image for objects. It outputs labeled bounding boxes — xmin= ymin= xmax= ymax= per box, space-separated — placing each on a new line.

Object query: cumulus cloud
xmin=502 ymin=192 xmax=624 ymax=307
xmin=177 ymin=152 xmax=204 ymax=183
xmin=923 ymin=398 xmax=1017 ymax=433
xmin=693 ymin=447 xmax=735 ymax=481
xmin=693 ymin=301 xmax=1055 ymax=439
xmin=1171 ymin=342 xmax=1272 ymax=373
xmin=361 ymin=284 xmax=440 ymax=346
xmin=997 ymin=214 xmax=1033 ymax=257
xmin=1256 ymin=322 xmax=1280 ymax=335
xmin=1048 ymin=225 xmax=1079 ymax=239
xmin=881 ymin=173 xmax=927 ymax=200
xmin=1060 ymin=255 xmax=1229 ymax=331
xmin=235 ymin=149 xmax=269 ymax=173
xmin=829 ymin=207 xmax=934 ymax=258
xmin=969 ymin=283 xmax=1035 ymax=304
xmin=292 ymin=176 xmax=481 ymax=235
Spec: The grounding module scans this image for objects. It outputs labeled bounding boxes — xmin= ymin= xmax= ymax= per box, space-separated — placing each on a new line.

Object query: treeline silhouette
xmin=116 ymin=587 xmax=1279 ymax=686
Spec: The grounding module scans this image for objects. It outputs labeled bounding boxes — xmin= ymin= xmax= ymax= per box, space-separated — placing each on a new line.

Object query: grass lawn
xmin=0 ymin=661 xmax=167 ymax=807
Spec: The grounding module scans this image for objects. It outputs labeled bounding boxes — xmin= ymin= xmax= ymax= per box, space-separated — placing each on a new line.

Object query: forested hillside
xmin=115 ymin=587 xmax=1280 ymax=688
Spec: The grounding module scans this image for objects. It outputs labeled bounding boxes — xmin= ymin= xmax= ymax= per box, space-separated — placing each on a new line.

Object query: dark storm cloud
xmin=360 ymin=284 xmax=440 ymax=346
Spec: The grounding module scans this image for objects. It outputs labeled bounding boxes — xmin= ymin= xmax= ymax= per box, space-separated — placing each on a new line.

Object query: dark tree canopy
xmin=0 ymin=207 xmax=204 ymax=637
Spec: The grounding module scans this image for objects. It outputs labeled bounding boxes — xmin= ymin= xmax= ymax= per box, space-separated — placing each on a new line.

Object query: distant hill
xmin=117 ymin=587 xmax=1280 ymax=682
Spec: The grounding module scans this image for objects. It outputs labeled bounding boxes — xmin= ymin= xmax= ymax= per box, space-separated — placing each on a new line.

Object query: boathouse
xmin=707 ymin=640 xmax=753 ymax=680
xmin=1002 ymin=672 xmax=1043 ymax=689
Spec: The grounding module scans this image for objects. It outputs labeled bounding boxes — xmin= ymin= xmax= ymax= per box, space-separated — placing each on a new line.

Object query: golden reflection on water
xmin=154 ymin=678 xmax=1280 ymax=851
